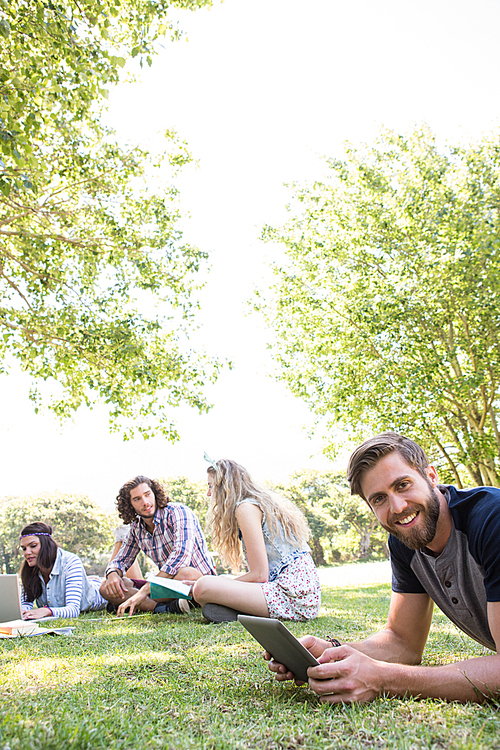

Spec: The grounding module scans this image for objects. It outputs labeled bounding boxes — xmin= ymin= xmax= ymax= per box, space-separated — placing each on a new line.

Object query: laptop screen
xmin=0 ymin=574 xmax=24 ymax=623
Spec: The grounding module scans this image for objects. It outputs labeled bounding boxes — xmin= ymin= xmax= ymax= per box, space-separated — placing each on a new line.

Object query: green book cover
xmin=149 ymin=576 xmax=192 ymax=600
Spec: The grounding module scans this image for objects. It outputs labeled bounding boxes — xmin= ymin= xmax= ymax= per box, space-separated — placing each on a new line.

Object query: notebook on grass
xmin=148 ymin=576 xmax=192 ymax=600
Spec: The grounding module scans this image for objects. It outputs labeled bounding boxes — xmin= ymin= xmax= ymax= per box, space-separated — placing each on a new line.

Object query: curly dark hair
xmin=19 ymin=522 xmax=58 ymax=602
xmin=116 ymin=475 xmax=171 ymax=524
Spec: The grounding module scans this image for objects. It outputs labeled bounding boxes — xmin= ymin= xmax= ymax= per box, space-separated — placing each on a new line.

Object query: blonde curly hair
xmin=207 ymin=459 xmax=310 ymax=570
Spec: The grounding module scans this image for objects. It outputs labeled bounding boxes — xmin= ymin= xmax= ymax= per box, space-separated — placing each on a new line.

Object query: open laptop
xmin=0 ymin=573 xmax=57 ymax=623
xmin=0 ymin=573 xmax=25 ymax=623
xmin=0 ymin=574 xmax=75 ymax=637
xmin=0 ymin=573 xmax=41 ymax=634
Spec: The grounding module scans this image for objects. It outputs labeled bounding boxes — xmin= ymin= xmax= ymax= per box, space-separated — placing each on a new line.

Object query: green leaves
xmin=0 ymin=492 xmax=114 ymax=574
xmin=272 ymin=471 xmax=388 ymax=562
xmin=0 ymin=0 xmax=219 ymax=440
xmin=0 ymin=17 xmax=10 ymax=37
xmin=262 ymin=126 xmax=500 ymax=487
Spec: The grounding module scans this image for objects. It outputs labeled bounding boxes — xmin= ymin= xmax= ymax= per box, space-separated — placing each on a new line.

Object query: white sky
xmin=2 ymin=0 xmax=500 ymax=510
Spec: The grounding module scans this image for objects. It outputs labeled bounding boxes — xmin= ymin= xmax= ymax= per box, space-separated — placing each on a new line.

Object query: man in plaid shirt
xmin=100 ymin=475 xmax=215 ymax=615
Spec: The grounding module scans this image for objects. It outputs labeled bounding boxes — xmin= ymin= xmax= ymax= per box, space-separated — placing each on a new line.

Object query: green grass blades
xmin=0 ymin=583 xmax=498 ymax=749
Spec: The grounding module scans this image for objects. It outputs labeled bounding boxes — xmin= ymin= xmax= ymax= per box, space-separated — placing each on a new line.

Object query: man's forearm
xmin=161 ymin=548 xmax=192 ymax=577
xmin=105 ymin=568 xmax=123 ymax=579
xmin=136 ymin=582 xmax=151 ymax=598
xmin=346 ymin=629 xmax=424 ymax=665
xmin=106 ymin=537 xmax=141 ymax=578
xmin=310 ymin=645 xmax=500 ymax=704
xmin=377 ymin=654 xmax=500 ymax=702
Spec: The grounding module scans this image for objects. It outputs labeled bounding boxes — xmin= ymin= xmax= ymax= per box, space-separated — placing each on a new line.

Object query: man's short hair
xmin=347 ymin=432 xmax=430 ymax=500
xmin=116 ymin=475 xmax=170 ymax=524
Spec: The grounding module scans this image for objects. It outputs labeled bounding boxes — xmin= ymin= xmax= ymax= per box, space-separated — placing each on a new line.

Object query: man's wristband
xmin=326 ymin=636 xmax=342 ymax=647
xmin=105 ymin=570 xmax=121 ymax=579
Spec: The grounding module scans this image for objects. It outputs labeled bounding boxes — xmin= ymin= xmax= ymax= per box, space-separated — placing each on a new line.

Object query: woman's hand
xmin=22 ymin=607 xmax=53 ymax=620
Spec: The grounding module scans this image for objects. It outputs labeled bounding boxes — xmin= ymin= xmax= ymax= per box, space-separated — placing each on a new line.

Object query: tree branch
xmin=0 ymin=270 xmax=34 ymax=311
xmin=424 ymin=422 xmax=463 ymax=488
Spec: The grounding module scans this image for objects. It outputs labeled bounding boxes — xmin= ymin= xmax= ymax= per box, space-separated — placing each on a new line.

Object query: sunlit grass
xmin=0 ymin=581 xmax=498 ymax=749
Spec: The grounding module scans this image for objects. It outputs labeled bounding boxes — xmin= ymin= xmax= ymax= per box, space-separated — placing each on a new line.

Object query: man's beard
xmin=138 ymin=509 xmax=155 ymax=518
xmin=381 ymin=482 xmax=441 ymax=550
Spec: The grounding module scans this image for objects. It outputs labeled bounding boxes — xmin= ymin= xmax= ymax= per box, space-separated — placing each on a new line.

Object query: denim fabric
xmin=236 ymin=498 xmax=310 ymax=582
xmin=36 ymin=548 xmax=96 ymax=613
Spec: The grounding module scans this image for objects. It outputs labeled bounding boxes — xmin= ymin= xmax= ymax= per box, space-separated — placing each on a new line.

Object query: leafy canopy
xmin=0 ymin=491 xmax=113 ymax=573
xmin=0 ymin=0 xmax=219 ymax=440
xmin=272 ymin=470 xmax=388 ymax=564
xmin=261 ymin=126 xmax=500 ymax=487
xmin=161 ymin=475 xmax=209 ymax=528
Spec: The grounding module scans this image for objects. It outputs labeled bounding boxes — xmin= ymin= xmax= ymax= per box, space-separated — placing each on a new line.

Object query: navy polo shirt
xmin=390 ymin=485 xmax=500 ymax=651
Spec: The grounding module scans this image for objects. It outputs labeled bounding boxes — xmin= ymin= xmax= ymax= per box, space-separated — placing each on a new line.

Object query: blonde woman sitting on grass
xmin=192 ymin=458 xmax=321 ymax=623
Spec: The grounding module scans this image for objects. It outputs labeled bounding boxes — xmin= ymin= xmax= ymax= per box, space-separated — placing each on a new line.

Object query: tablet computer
xmin=238 ymin=614 xmax=318 ymax=683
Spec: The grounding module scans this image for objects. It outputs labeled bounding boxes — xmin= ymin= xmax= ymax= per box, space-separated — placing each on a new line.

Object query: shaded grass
xmin=0 ymin=583 xmax=499 ymax=749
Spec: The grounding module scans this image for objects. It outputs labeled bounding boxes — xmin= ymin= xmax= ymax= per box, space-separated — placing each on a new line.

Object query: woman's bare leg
xmin=192 ymin=575 xmax=269 ymax=616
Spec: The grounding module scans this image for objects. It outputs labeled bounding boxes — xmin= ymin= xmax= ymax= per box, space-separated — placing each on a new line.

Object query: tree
xmin=271 ymin=471 xmax=337 ymax=565
xmin=272 ymin=470 xmax=388 ymax=564
xmin=324 ymin=492 xmax=388 ymax=559
xmin=0 ymin=0 xmax=219 ymax=440
xmin=161 ymin=475 xmax=209 ymax=529
xmin=0 ymin=492 xmax=113 ymax=574
xmin=260 ymin=126 xmax=500 ymax=487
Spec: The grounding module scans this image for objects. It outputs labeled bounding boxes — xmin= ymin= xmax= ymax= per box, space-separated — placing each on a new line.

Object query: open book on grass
xmin=0 ymin=619 xmax=40 ymax=636
xmin=0 ymin=619 xmax=75 ymax=638
xmin=148 ymin=576 xmax=192 ymax=601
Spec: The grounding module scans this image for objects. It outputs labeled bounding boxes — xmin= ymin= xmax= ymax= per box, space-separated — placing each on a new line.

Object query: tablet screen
xmin=238 ymin=615 xmax=318 ymax=683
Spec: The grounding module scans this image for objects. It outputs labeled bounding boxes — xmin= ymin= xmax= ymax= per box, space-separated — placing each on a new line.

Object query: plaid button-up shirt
xmin=106 ymin=503 xmax=215 ymax=578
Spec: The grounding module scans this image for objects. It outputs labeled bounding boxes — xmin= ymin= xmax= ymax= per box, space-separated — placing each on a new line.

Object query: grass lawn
xmin=1 ymin=581 xmax=499 ymax=750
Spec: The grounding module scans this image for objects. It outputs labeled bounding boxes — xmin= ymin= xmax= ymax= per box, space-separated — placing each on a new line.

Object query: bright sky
xmin=2 ymin=0 xmax=500 ymax=510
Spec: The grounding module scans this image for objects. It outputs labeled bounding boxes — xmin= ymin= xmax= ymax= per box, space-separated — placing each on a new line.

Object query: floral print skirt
xmin=261 ymin=552 xmax=321 ymax=621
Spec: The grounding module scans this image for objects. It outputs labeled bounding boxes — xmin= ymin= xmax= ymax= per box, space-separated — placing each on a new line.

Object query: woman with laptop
xmin=191 ymin=458 xmax=321 ymax=623
xmin=20 ymin=522 xmax=107 ymax=619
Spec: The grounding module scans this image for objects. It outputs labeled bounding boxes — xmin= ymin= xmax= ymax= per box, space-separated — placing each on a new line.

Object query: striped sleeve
xmin=49 ymin=556 xmax=85 ymax=618
xmin=20 ymin=588 xmax=34 ymax=611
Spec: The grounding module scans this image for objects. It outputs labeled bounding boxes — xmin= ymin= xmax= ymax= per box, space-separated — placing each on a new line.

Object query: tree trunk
xmin=312 ymin=538 xmax=327 ymax=567
xmin=359 ymin=520 xmax=378 ymax=557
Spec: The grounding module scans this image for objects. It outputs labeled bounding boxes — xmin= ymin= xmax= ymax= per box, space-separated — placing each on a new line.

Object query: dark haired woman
xmin=20 ymin=522 xmax=107 ymax=619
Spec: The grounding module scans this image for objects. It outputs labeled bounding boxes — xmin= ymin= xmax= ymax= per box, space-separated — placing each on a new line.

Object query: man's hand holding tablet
xmin=264 ymin=634 xmax=335 ymax=684
xmin=238 ymin=615 xmax=332 ymax=684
